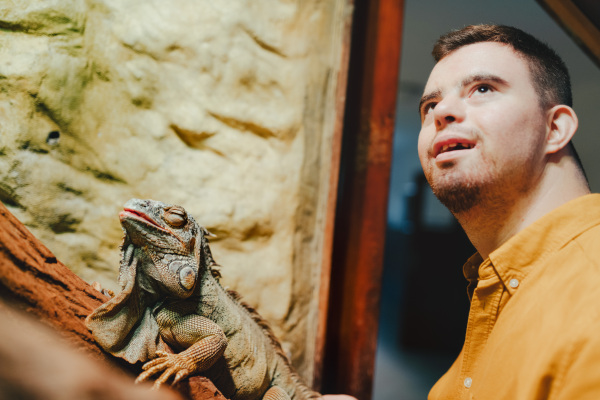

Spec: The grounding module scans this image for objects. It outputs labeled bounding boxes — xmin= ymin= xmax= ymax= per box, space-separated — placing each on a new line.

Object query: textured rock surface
xmin=0 ymin=0 xmax=347 ymax=381
xmin=0 ymin=199 xmax=226 ymax=400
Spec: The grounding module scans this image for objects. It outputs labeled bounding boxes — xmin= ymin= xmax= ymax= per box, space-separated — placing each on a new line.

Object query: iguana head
xmin=119 ymin=198 xmax=213 ymax=299
xmin=86 ymin=198 xmax=219 ymax=363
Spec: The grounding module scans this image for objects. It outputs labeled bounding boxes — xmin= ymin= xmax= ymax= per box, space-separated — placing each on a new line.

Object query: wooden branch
xmin=0 ymin=201 xmax=113 ymax=358
xmin=0 ymin=200 xmax=225 ymax=400
xmin=0 ymin=302 xmax=183 ymax=400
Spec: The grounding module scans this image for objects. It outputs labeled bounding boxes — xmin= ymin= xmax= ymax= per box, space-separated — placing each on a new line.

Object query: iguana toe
xmin=136 ymin=351 xmax=196 ymax=389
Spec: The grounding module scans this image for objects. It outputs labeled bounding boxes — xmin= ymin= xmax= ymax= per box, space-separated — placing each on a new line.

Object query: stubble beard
xmin=425 ymin=162 xmax=494 ymax=215
xmin=430 ymin=177 xmax=482 ymax=215
xmin=426 ymin=158 xmax=532 ymax=217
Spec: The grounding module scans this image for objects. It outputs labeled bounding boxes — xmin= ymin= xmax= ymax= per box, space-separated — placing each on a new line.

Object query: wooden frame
xmin=312 ymin=0 xmax=355 ymax=389
xmin=319 ymin=1 xmax=405 ymax=399
xmin=537 ymin=0 xmax=600 ymax=67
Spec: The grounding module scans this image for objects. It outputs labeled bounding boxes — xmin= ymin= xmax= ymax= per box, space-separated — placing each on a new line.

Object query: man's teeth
xmin=441 ymin=143 xmax=474 ymax=152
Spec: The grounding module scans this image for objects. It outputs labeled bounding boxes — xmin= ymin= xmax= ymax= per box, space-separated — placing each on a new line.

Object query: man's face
xmin=417 ymin=42 xmax=548 ymax=214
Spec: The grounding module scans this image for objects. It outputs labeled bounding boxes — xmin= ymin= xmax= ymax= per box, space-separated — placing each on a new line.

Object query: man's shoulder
xmin=536 ymin=227 xmax=600 ymax=321
xmin=566 ymin=221 xmax=600 ymax=270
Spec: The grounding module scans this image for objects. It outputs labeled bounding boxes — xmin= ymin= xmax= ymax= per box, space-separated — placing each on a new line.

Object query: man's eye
xmin=423 ymin=102 xmax=437 ymax=115
xmin=475 ymin=85 xmax=491 ymax=94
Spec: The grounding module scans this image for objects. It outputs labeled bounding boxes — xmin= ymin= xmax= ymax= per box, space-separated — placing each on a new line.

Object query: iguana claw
xmin=136 ymin=350 xmax=197 ymax=389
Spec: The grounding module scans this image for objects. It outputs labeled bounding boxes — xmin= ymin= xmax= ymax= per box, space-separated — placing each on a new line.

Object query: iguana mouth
xmin=121 ymin=209 xmax=167 ymax=231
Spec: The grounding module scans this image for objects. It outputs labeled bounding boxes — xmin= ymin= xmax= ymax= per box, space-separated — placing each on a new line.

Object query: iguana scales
xmin=86 ymin=199 xmax=320 ymax=400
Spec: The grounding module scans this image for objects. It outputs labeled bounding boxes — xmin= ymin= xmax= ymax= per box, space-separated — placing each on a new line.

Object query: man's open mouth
xmin=439 ymin=142 xmax=475 ymax=154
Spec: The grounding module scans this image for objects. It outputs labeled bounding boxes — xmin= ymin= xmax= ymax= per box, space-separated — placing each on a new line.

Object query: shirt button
xmin=464 ymin=377 xmax=472 ymax=388
xmin=509 ymin=278 xmax=520 ymax=288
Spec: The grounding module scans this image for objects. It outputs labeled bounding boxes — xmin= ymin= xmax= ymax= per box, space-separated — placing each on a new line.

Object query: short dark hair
xmin=432 ymin=24 xmax=587 ymax=180
xmin=433 ymin=24 xmax=572 ymax=109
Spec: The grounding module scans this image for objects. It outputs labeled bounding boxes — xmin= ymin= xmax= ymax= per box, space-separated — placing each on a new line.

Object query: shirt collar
xmin=463 ymin=252 xmax=482 ymax=300
xmin=465 ymin=194 xmax=600 ymax=296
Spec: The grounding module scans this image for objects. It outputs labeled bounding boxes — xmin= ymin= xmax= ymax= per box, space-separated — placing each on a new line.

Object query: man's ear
xmin=545 ymin=105 xmax=578 ymax=154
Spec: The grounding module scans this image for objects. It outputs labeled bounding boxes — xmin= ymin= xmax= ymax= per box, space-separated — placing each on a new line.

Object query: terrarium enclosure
xmin=0 ymin=0 xmax=352 ymax=384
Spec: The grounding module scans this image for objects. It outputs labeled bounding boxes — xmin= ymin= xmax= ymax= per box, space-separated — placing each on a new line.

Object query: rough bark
xmin=0 ymin=200 xmax=226 ymax=400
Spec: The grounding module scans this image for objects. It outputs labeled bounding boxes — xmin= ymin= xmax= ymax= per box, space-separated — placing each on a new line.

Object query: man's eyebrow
xmin=418 ymin=74 xmax=509 ymax=116
xmin=461 ymin=73 xmax=508 ymax=88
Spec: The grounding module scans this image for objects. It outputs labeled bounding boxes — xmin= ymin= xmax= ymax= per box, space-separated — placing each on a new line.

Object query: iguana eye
xmin=164 ymin=207 xmax=187 ymax=228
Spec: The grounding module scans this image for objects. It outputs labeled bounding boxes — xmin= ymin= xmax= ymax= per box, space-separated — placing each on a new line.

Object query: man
xmin=419 ymin=24 xmax=600 ymax=399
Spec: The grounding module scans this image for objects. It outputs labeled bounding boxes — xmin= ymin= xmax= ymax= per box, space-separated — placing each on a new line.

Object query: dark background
xmin=373 ymin=1 xmax=600 ymax=399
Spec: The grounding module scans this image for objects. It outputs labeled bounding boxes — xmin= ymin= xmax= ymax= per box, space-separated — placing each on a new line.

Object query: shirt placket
xmin=460 ymin=261 xmax=505 ymax=397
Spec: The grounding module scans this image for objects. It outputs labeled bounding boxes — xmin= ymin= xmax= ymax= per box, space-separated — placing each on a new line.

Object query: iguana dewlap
xmin=85 ymin=199 xmax=320 ymax=400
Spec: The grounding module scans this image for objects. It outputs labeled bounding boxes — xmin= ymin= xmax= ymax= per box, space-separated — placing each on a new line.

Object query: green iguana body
xmin=85 ymin=199 xmax=320 ymax=400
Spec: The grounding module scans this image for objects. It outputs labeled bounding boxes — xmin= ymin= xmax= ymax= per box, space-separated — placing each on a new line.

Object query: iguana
xmin=85 ymin=199 xmax=321 ymax=400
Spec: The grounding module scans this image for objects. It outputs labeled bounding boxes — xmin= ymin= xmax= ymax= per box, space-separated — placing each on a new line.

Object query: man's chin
xmin=432 ymin=184 xmax=481 ymax=215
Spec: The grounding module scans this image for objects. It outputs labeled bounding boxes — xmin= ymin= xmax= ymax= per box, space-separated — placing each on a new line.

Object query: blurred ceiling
xmin=538 ymin=0 xmax=600 ymax=67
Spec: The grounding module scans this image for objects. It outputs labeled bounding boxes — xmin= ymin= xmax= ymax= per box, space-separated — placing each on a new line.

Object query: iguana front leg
xmin=136 ymin=306 xmax=228 ymax=389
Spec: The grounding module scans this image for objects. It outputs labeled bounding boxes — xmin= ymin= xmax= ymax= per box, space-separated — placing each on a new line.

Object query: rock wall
xmin=0 ymin=0 xmax=349 ymax=382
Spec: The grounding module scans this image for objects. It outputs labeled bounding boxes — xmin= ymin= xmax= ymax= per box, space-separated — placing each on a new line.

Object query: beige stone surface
xmin=0 ymin=0 xmax=349 ymax=381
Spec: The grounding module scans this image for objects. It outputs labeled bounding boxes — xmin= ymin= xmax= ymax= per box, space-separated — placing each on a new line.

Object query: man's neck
xmin=454 ymin=160 xmax=590 ymax=260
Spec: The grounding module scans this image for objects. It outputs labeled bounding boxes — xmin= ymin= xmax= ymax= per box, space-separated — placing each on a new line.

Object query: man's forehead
xmin=423 ymin=42 xmax=526 ymax=92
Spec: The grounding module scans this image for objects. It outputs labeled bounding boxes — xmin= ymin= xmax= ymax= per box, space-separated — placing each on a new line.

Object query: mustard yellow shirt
xmin=429 ymin=194 xmax=600 ymax=400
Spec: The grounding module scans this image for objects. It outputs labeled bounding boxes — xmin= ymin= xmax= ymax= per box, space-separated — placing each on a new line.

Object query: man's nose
xmin=433 ymin=95 xmax=465 ymax=130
